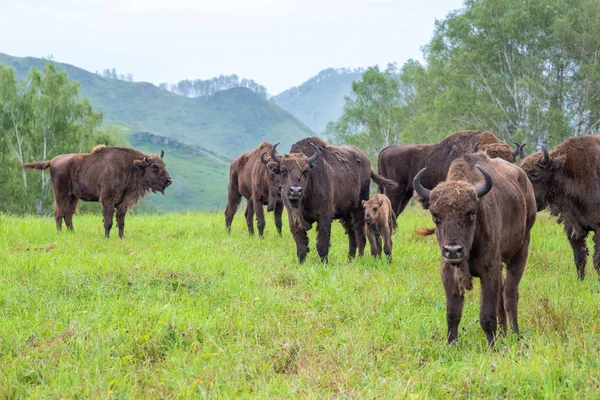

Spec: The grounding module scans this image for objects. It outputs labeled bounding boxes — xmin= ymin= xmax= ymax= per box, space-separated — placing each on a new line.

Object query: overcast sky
xmin=0 ymin=0 xmax=463 ymax=94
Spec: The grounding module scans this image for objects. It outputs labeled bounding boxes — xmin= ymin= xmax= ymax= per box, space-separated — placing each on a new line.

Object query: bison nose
xmin=165 ymin=178 xmax=172 ymax=186
xmin=443 ymin=245 xmax=464 ymax=259
xmin=289 ymin=186 xmax=302 ymax=198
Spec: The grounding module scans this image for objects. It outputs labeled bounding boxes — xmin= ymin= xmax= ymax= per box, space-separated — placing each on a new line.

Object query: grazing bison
xmin=377 ymin=131 xmax=524 ymax=218
xmin=520 ymin=135 xmax=600 ymax=280
xmin=414 ymin=152 xmax=536 ymax=347
xmin=224 ymin=141 xmax=283 ymax=237
xmin=270 ymin=137 xmax=397 ymax=263
xmin=22 ymin=145 xmax=172 ymax=238
xmin=362 ymin=193 xmax=396 ymax=259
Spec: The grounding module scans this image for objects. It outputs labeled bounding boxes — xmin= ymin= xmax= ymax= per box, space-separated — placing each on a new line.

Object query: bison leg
xmin=244 ymin=201 xmax=255 ymax=236
xmin=116 ymin=205 xmax=127 ymax=239
xmin=593 ymin=230 xmax=600 ymax=279
xmin=383 ymin=228 xmax=392 ymax=261
xmin=224 ymin=183 xmax=242 ymax=233
xmin=504 ymin=248 xmax=527 ymax=336
xmin=316 ymin=219 xmax=332 ymax=263
xmin=568 ymin=234 xmax=589 ymax=280
xmin=366 ymin=230 xmax=381 ymax=257
xmin=291 ymin=227 xmax=310 ymax=263
xmin=479 ymin=267 xmax=502 ymax=348
xmin=352 ymin=210 xmax=367 ymax=258
xmin=64 ymin=196 xmax=78 ymax=231
xmin=102 ymin=203 xmax=115 ymax=238
xmin=441 ymin=265 xmax=464 ymax=345
xmin=274 ymin=202 xmax=284 ymax=236
xmin=53 ymin=194 xmax=70 ymax=231
xmin=253 ymin=197 xmax=266 ymax=238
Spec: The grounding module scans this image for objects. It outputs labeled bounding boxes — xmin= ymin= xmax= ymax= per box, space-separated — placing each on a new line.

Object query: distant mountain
xmin=272 ymin=68 xmax=364 ymax=134
xmin=0 ymin=52 xmax=314 ymax=159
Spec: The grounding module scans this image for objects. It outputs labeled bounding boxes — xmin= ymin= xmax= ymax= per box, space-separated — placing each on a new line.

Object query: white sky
xmin=0 ymin=0 xmax=464 ymax=94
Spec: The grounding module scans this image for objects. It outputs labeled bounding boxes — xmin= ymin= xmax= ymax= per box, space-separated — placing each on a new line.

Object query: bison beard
xmin=414 ymin=152 xmax=536 ymax=347
xmin=22 ymin=145 xmax=172 ymax=238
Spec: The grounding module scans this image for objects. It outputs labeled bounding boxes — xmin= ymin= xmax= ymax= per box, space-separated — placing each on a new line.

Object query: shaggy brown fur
xmin=271 ymin=137 xmax=396 ymax=263
xmin=415 ymin=152 xmax=536 ymax=347
xmin=362 ymin=193 xmax=396 ymax=259
xmin=224 ymin=141 xmax=283 ymax=237
xmin=22 ymin=146 xmax=172 ymax=238
xmin=377 ymin=130 xmax=522 ymax=219
xmin=520 ymin=134 xmax=600 ymax=280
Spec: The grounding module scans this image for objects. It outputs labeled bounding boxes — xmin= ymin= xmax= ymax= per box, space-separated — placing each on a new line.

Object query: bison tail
xmin=415 ymin=226 xmax=435 ymax=236
xmin=22 ymin=161 xmax=50 ymax=170
xmin=370 ymin=170 xmax=398 ymax=190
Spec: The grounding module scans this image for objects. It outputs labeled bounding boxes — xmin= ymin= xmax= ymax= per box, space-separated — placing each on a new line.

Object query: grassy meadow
xmin=1 ymin=206 xmax=600 ymax=398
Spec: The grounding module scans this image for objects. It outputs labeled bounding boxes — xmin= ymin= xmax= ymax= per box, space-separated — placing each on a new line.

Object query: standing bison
xmin=362 ymin=193 xmax=396 ymax=259
xmin=520 ymin=135 xmax=600 ymax=280
xmin=378 ymin=130 xmax=524 ymax=218
xmin=225 ymin=141 xmax=283 ymax=237
xmin=414 ymin=152 xmax=536 ymax=347
xmin=22 ymin=145 xmax=172 ymax=238
xmin=270 ymin=137 xmax=396 ymax=263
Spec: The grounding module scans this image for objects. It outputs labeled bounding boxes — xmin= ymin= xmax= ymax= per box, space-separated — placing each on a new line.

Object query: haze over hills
xmin=272 ymin=68 xmax=364 ymax=134
xmin=0 ymin=52 xmax=314 ymax=160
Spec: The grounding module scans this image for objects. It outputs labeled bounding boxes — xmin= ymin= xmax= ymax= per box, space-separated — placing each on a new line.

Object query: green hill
xmin=0 ymin=52 xmax=314 ymax=159
xmin=272 ymin=68 xmax=363 ymax=134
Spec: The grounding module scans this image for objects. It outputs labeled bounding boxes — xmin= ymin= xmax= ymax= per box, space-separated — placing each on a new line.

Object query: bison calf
xmin=22 ymin=145 xmax=172 ymax=238
xmin=362 ymin=194 xmax=396 ymax=259
xmin=414 ymin=153 xmax=536 ymax=347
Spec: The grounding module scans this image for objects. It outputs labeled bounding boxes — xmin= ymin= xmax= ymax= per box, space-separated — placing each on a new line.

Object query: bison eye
xmin=302 ymin=169 xmax=309 ymax=177
xmin=373 ymin=207 xmax=378 ymax=212
xmin=151 ymin=165 xmax=159 ymax=172
xmin=467 ymin=210 xmax=476 ymax=221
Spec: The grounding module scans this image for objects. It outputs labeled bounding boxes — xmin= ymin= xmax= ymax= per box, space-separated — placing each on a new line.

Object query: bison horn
xmin=474 ymin=141 xmax=480 ymax=152
xmin=539 ymin=145 xmax=550 ymax=166
xmin=144 ymin=156 xmax=150 ymax=163
xmin=413 ymin=168 xmax=431 ymax=201
xmin=512 ymin=142 xmax=521 ymax=157
xmin=270 ymin=143 xmax=282 ymax=164
xmin=260 ymin=152 xmax=269 ymax=164
xmin=160 ymin=150 xmax=164 ymax=159
xmin=307 ymin=147 xmax=320 ymax=166
xmin=519 ymin=143 xmax=527 ymax=159
xmin=475 ymin=165 xmax=493 ymax=198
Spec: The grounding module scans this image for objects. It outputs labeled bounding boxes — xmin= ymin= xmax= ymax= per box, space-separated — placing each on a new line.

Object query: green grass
xmin=1 ymin=207 xmax=599 ymax=398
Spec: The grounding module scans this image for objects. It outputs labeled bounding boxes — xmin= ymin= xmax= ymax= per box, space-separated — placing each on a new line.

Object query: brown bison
xmin=224 ymin=141 xmax=283 ymax=237
xmin=22 ymin=145 xmax=172 ymax=238
xmin=377 ymin=131 xmax=525 ymax=218
xmin=362 ymin=193 xmax=396 ymax=259
xmin=270 ymin=137 xmax=397 ymax=263
xmin=520 ymin=135 xmax=600 ymax=280
xmin=414 ymin=152 xmax=536 ymax=347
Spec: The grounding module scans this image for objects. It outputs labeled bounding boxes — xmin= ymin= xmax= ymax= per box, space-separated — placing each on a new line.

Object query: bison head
xmin=270 ymin=143 xmax=319 ymax=207
xmin=520 ymin=145 xmax=566 ymax=211
xmin=134 ymin=151 xmax=172 ymax=194
xmin=414 ymin=165 xmax=492 ymax=265
xmin=261 ymin=150 xmax=283 ymax=211
xmin=362 ymin=195 xmax=384 ymax=225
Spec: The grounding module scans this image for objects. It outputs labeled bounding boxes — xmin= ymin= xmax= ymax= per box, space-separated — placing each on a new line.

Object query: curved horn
xmin=539 ymin=145 xmax=550 ymax=166
xmin=512 ymin=142 xmax=520 ymax=157
xmin=475 ymin=165 xmax=493 ymax=198
xmin=412 ymin=168 xmax=431 ymax=201
xmin=261 ymin=152 xmax=269 ymax=164
xmin=307 ymin=147 xmax=320 ymax=166
xmin=270 ymin=143 xmax=281 ymax=164
xmin=160 ymin=149 xmax=164 ymax=159
xmin=144 ymin=155 xmax=150 ymax=163
xmin=473 ymin=141 xmax=480 ymax=152
xmin=519 ymin=143 xmax=527 ymax=159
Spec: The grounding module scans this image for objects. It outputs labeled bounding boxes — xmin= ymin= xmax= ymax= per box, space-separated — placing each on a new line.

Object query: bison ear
xmin=361 ymin=200 xmax=366 ymax=208
xmin=267 ymin=162 xmax=280 ymax=174
xmin=160 ymin=150 xmax=164 ymax=159
xmin=377 ymin=198 xmax=383 ymax=207
xmin=133 ymin=159 xmax=146 ymax=168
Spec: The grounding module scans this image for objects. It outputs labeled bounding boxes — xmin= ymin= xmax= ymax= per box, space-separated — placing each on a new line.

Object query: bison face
xmin=134 ymin=153 xmax=172 ymax=194
xmin=362 ymin=196 xmax=384 ymax=225
xmin=520 ymin=147 xmax=566 ymax=211
xmin=270 ymin=145 xmax=319 ymax=207
xmin=414 ymin=166 xmax=492 ymax=266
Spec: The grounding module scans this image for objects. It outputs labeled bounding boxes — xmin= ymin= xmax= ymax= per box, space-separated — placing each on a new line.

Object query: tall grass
xmin=0 ymin=207 xmax=599 ymax=398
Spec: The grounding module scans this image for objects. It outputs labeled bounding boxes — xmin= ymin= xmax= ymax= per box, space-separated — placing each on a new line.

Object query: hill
xmin=272 ymin=68 xmax=363 ymax=134
xmin=0 ymin=52 xmax=314 ymax=159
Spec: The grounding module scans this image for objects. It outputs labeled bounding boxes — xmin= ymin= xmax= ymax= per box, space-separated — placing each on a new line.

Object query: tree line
xmin=0 ymin=64 xmax=117 ymax=214
xmin=327 ymin=0 xmax=600 ymax=159
xmin=159 ymin=75 xmax=268 ymax=98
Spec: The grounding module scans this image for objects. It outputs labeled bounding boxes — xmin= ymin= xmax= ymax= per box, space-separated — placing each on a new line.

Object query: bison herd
xmin=21 ymin=130 xmax=600 ymax=346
